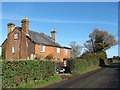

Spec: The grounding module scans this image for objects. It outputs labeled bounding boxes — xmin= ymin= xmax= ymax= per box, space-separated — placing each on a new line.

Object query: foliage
xmin=45 ymin=54 xmax=54 ymax=60
xmin=17 ymin=75 xmax=62 ymax=88
xmin=113 ymin=56 xmax=120 ymax=60
xmin=1 ymin=47 xmax=6 ymax=60
xmin=1 ymin=60 xmax=56 ymax=88
xmin=84 ymin=29 xmax=117 ymax=52
xmin=35 ymin=54 xmax=45 ymax=60
xmin=69 ymin=41 xmax=83 ymax=58
xmin=67 ymin=51 xmax=107 ymax=73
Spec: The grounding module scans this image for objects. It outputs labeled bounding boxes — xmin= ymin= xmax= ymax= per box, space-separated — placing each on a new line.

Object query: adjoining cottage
xmin=1 ymin=18 xmax=71 ymax=62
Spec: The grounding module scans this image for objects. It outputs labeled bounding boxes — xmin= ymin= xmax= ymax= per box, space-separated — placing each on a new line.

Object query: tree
xmin=84 ymin=29 xmax=117 ymax=52
xmin=69 ymin=41 xmax=82 ymax=58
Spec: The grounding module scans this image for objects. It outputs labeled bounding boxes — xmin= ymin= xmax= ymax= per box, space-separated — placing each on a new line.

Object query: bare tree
xmin=69 ymin=41 xmax=83 ymax=58
xmin=84 ymin=29 xmax=117 ymax=52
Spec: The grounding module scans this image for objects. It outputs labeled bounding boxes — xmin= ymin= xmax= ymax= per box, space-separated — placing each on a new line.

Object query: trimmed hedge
xmin=1 ymin=47 xmax=6 ymax=60
xmin=67 ymin=51 xmax=107 ymax=73
xmin=1 ymin=60 xmax=56 ymax=88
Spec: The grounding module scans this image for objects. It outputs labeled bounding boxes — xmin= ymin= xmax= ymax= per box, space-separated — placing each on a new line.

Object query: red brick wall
xmin=2 ymin=28 xmax=70 ymax=60
xmin=1 ymin=28 xmax=35 ymax=60
xmin=4 ymin=29 xmax=21 ymax=60
xmin=27 ymin=37 xmax=35 ymax=58
xmin=20 ymin=30 xmax=28 ymax=59
xmin=35 ymin=44 xmax=71 ymax=61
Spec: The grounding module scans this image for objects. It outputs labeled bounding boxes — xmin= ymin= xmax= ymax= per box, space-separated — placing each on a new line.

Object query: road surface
xmin=45 ymin=63 xmax=120 ymax=88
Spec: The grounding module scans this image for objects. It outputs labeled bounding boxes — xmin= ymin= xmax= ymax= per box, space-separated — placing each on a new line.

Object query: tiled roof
xmin=28 ymin=30 xmax=63 ymax=48
xmin=10 ymin=26 xmax=71 ymax=49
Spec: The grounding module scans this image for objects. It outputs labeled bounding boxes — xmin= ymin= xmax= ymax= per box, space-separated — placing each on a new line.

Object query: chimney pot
xmin=21 ymin=17 xmax=30 ymax=34
xmin=7 ymin=22 xmax=15 ymax=34
xmin=51 ymin=28 xmax=57 ymax=41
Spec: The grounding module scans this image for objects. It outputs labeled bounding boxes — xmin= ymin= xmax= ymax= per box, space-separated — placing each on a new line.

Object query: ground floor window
xmin=64 ymin=49 xmax=68 ymax=55
xmin=57 ymin=58 xmax=61 ymax=62
xmin=12 ymin=46 xmax=16 ymax=54
xmin=57 ymin=48 xmax=60 ymax=54
xmin=40 ymin=45 xmax=45 ymax=52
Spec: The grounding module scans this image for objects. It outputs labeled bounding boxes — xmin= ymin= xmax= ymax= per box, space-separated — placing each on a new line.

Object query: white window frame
xmin=64 ymin=49 xmax=68 ymax=55
xmin=12 ymin=46 xmax=16 ymax=54
xmin=40 ymin=45 xmax=45 ymax=52
xmin=14 ymin=33 xmax=19 ymax=39
xmin=57 ymin=48 xmax=60 ymax=54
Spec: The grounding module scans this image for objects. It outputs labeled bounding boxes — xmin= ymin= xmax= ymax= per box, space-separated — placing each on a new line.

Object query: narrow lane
xmin=45 ymin=63 xmax=120 ymax=88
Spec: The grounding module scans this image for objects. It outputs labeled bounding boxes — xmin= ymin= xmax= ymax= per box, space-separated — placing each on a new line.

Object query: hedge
xmin=67 ymin=51 xmax=107 ymax=73
xmin=1 ymin=60 xmax=56 ymax=88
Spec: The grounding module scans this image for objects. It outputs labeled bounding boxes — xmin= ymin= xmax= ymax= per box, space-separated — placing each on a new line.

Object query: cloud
xmin=1 ymin=14 xmax=118 ymax=26
xmin=30 ymin=17 xmax=118 ymax=26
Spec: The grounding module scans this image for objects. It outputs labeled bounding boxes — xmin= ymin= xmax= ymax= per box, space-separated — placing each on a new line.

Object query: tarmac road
xmin=45 ymin=63 xmax=120 ymax=88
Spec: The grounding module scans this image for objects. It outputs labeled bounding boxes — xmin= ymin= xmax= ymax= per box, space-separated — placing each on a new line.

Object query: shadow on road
xmin=102 ymin=63 xmax=120 ymax=88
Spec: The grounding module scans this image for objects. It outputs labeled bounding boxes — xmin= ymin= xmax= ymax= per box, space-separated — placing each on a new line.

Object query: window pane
xmin=40 ymin=45 xmax=45 ymax=52
xmin=57 ymin=48 xmax=60 ymax=53
xmin=12 ymin=47 xmax=15 ymax=54
xmin=64 ymin=49 xmax=68 ymax=55
xmin=14 ymin=33 xmax=19 ymax=39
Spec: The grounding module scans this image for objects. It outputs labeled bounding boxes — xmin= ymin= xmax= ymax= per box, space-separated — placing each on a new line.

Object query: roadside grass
xmin=17 ymin=75 xmax=62 ymax=88
xmin=113 ymin=60 xmax=120 ymax=63
xmin=16 ymin=67 xmax=100 ymax=88
xmin=73 ymin=66 xmax=101 ymax=74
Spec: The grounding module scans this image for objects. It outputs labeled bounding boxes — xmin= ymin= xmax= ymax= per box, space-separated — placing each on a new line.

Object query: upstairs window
xmin=40 ymin=45 xmax=45 ymax=52
xmin=12 ymin=46 xmax=16 ymax=54
xmin=14 ymin=33 xmax=19 ymax=39
xmin=57 ymin=48 xmax=60 ymax=54
xmin=64 ymin=49 xmax=68 ymax=55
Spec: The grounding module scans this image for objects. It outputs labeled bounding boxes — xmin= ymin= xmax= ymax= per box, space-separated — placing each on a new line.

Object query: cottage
xmin=1 ymin=18 xmax=71 ymax=62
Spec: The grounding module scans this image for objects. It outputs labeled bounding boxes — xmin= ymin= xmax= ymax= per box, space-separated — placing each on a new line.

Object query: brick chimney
xmin=21 ymin=17 xmax=30 ymax=34
xmin=20 ymin=17 xmax=29 ymax=59
xmin=7 ymin=23 xmax=15 ymax=34
xmin=51 ymin=28 xmax=57 ymax=41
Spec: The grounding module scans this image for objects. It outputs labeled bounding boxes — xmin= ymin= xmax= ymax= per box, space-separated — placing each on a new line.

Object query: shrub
xmin=1 ymin=60 xmax=56 ymax=88
xmin=1 ymin=47 xmax=6 ymax=60
xmin=67 ymin=51 xmax=107 ymax=73
xmin=45 ymin=54 xmax=54 ymax=60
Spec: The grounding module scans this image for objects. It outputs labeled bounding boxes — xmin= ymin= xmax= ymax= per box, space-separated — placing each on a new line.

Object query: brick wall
xmin=35 ymin=44 xmax=71 ymax=61
xmin=27 ymin=37 xmax=35 ymax=58
xmin=1 ymin=28 xmax=36 ymax=60
xmin=5 ymin=29 xmax=21 ymax=60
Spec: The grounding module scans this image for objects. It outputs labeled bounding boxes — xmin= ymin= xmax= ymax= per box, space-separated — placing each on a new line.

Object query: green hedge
xmin=67 ymin=51 xmax=107 ymax=73
xmin=1 ymin=47 xmax=6 ymax=60
xmin=1 ymin=60 xmax=56 ymax=88
xmin=67 ymin=58 xmax=99 ymax=73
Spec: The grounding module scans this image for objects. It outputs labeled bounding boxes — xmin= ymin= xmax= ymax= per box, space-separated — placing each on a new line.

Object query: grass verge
xmin=17 ymin=75 xmax=62 ymax=88
xmin=73 ymin=66 xmax=101 ymax=74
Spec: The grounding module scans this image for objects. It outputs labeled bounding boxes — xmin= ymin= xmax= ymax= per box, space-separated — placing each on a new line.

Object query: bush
xmin=67 ymin=51 xmax=107 ymax=73
xmin=45 ymin=54 xmax=54 ymax=60
xmin=1 ymin=47 xmax=6 ymax=60
xmin=1 ymin=60 xmax=56 ymax=88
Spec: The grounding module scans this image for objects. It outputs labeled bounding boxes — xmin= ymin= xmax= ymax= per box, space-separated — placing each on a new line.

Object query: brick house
xmin=1 ymin=18 xmax=71 ymax=62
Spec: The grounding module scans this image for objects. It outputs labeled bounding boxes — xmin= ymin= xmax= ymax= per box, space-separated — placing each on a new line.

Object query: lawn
xmin=17 ymin=75 xmax=62 ymax=88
